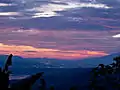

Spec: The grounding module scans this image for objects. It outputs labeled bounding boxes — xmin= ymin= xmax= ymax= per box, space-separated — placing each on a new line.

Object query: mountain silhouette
xmin=78 ymin=52 xmax=120 ymax=67
xmin=0 ymin=52 xmax=120 ymax=68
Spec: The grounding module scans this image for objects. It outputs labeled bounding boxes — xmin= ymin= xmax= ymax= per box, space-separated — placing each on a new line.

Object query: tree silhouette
xmin=0 ymin=54 xmax=13 ymax=90
xmin=39 ymin=78 xmax=46 ymax=90
xmin=89 ymin=56 xmax=120 ymax=90
xmin=0 ymin=54 xmax=45 ymax=90
xmin=11 ymin=72 xmax=44 ymax=90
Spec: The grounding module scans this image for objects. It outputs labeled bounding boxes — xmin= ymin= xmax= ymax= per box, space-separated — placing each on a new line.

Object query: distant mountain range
xmin=77 ymin=52 xmax=120 ymax=67
xmin=0 ymin=52 xmax=120 ymax=68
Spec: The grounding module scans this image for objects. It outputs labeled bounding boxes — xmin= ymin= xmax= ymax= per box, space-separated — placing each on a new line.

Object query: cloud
xmin=0 ymin=0 xmax=111 ymax=18
xmin=0 ymin=12 xmax=21 ymax=16
xmin=0 ymin=27 xmax=119 ymax=55
xmin=0 ymin=0 xmax=118 ymax=30
xmin=23 ymin=50 xmax=37 ymax=52
xmin=0 ymin=43 xmax=108 ymax=59
xmin=0 ymin=0 xmax=120 ymax=59
xmin=0 ymin=3 xmax=16 ymax=6
xmin=25 ymin=1 xmax=111 ymax=18
xmin=112 ymin=34 xmax=120 ymax=38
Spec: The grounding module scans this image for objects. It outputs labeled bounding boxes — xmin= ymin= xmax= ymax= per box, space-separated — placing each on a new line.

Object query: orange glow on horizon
xmin=0 ymin=43 xmax=108 ymax=59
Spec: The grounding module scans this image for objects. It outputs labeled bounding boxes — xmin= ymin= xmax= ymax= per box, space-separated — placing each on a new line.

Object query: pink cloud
xmin=0 ymin=43 xmax=108 ymax=59
xmin=0 ymin=27 xmax=119 ymax=59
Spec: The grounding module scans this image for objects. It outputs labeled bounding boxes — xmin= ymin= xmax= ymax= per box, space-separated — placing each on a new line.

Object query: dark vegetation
xmin=89 ymin=56 xmax=120 ymax=90
xmin=0 ymin=54 xmax=120 ymax=90
xmin=0 ymin=54 xmax=44 ymax=90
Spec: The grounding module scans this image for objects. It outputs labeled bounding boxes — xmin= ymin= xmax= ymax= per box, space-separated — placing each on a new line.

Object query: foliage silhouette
xmin=0 ymin=54 xmax=12 ymax=90
xmin=39 ymin=78 xmax=46 ymax=90
xmin=11 ymin=72 xmax=44 ymax=90
xmin=89 ymin=56 xmax=120 ymax=90
xmin=0 ymin=54 xmax=45 ymax=90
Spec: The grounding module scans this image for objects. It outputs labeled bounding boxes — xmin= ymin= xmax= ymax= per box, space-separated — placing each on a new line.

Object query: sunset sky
xmin=0 ymin=0 xmax=120 ymax=59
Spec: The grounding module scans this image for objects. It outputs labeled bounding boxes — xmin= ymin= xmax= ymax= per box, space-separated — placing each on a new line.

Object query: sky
xmin=0 ymin=0 xmax=120 ymax=59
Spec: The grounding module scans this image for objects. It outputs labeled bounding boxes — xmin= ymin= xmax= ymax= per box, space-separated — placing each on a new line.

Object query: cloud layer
xmin=0 ymin=0 xmax=120 ymax=59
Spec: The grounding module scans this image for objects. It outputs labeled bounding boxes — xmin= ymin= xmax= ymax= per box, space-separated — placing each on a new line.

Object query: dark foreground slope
xmin=11 ymin=68 xmax=91 ymax=90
